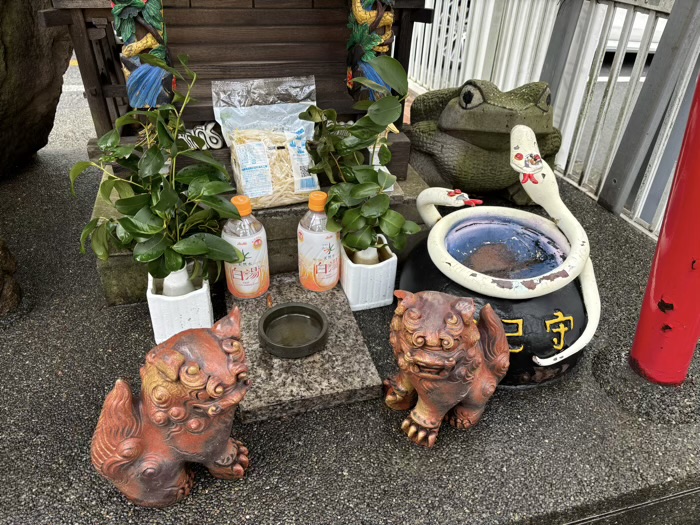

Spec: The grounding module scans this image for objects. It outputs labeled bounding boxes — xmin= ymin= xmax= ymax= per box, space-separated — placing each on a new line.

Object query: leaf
xmin=157 ymin=119 xmax=174 ymax=148
xmin=184 ymin=208 xmax=215 ymax=228
xmin=116 ymin=153 xmax=140 ymax=173
xmin=164 ymin=247 xmax=184 ymax=272
xmin=172 ymin=233 xmax=242 ymax=262
xmin=115 ymin=114 xmax=142 ymax=131
xmin=115 ymin=194 xmax=150 ymax=216
xmin=328 ymin=183 xmax=364 ymax=207
xmin=367 ymin=56 xmax=409 ymax=96
xmin=199 ymin=195 xmax=240 ymax=219
xmin=98 ymin=129 xmax=120 ymax=151
xmin=367 ymin=96 xmax=402 ymax=127
xmin=326 ymin=216 xmax=342 ymax=233
xmin=118 ymin=207 xmax=164 ymax=236
xmin=350 ymin=182 xmax=381 ymax=200
xmin=91 ymin=222 xmax=110 ymax=261
xmin=343 ymin=225 xmax=373 ymax=251
xmin=201 ymin=233 xmax=243 ymax=262
xmin=179 ymin=150 xmax=228 ymax=177
xmin=172 ymin=235 xmax=208 ymax=256
xmin=80 ymin=218 xmax=100 ymax=254
xmin=350 ymin=167 xmax=379 ymax=184
xmin=326 ymin=200 xmax=341 ymax=219
xmin=361 ymin=194 xmax=390 ymax=218
xmin=347 ymin=116 xmax=386 ymax=140
xmin=341 ymin=208 xmax=367 ymax=232
xmin=378 ymin=144 xmax=392 ymax=166
xmin=299 ymin=106 xmax=324 ymax=123
xmin=175 ymin=164 xmax=228 ymax=184
xmin=392 ymin=231 xmax=407 ymax=251
xmin=136 ymin=53 xmax=183 ymax=80
xmin=337 ymin=135 xmax=379 ymax=156
xmin=153 ymin=181 xmax=180 ymax=214
xmin=352 ymin=100 xmax=374 ymax=111
xmin=115 ymin=223 xmax=133 ymax=244
xmin=352 ymin=77 xmax=390 ymax=96
xmin=99 ymin=179 xmax=117 ymax=203
xmin=114 ymin=180 xmax=135 ymax=199
xmin=201 ymin=181 xmax=235 ymax=197
xmin=379 ymin=209 xmax=406 ymax=238
xmin=377 ymin=170 xmax=397 ymax=190
xmin=402 ymin=220 xmax=422 ymax=235
xmin=70 ymin=161 xmax=93 ymax=195
xmin=138 ymin=146 xmax=165 ymax=179
xmin=133 ymin=233 xmax=173 ymax=263
xmin=148 ymin=256 xmax=170 ymax=279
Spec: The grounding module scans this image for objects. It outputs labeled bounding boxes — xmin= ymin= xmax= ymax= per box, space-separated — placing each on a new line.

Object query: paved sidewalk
xmin=1 ymin=67 xmax=699 ymax=525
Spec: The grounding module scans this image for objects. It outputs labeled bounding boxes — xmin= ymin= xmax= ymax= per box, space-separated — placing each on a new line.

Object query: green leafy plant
xmin=300 ymin=56 xmax=420 ymax=252
xmin=70 ymin=55 xmax=243 ymax=279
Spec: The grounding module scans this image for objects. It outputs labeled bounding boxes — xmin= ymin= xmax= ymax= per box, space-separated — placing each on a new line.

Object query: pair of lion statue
xmin=92 ymin=291 xmax=508 ymax=507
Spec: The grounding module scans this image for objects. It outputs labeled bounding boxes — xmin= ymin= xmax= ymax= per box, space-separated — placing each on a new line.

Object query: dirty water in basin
xmin=444 ymin=217 xmax=567 ymax=280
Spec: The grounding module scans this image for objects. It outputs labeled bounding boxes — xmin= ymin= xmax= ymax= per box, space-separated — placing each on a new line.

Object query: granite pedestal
xmin=227 ymin=273 xmax=383 ymax=422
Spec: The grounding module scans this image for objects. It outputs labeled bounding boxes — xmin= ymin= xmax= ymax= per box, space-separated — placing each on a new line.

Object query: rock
xmin=0 ymin=239 xmax=21 ymax=316
xmin=0 ymin=0 xmax=72 ymax=177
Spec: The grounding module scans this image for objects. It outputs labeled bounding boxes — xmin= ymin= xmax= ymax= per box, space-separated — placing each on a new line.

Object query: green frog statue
xmin=405 ymin=80 xmax=562 ymax=204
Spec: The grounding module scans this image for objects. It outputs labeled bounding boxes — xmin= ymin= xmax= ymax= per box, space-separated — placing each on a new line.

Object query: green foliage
xmin=346 ymin=15 xmax=383 ymax=61
xmin=301 ymin=56 xmax=418 ymax=252
xmin=70 ymin=56 xmax=243 ymax=280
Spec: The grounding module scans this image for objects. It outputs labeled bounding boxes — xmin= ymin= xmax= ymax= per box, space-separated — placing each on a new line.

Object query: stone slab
xmin=227 ymin=272 xmax=383 ymax=422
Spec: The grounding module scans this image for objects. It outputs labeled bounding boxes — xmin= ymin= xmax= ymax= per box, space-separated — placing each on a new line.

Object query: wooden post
xmin=68 ymin=9 xmax=113 ymax=137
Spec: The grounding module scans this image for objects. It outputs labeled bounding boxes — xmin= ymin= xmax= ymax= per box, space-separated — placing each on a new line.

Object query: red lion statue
xmin=91 ymin=308 xmax=250 ymax=507
xmin=384 ymin=291 xmax=509 ymax=448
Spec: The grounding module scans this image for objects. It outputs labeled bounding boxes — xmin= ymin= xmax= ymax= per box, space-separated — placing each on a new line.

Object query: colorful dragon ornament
xmin=112 ymin=0 xmax=174 ymax=108
xmin=347 ymin=0 xmax=396 ymax=100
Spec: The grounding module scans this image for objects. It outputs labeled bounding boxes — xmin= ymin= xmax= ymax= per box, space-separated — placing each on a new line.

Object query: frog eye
xmin=459 ymin=84 xmax=484 ymax=109
xmin=537 ymin=87 xmax=552 ymax=111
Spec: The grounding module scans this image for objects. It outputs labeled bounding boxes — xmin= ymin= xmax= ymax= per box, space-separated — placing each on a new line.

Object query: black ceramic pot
xmin=258 ymin=303 xmax=329 ymax=359
xmin=400 ymin=240 xmax=587 ymax=387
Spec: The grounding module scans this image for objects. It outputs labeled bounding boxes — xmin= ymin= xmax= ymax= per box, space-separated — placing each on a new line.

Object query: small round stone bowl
xmin=258 ymin=302 xmax=329 ymax=359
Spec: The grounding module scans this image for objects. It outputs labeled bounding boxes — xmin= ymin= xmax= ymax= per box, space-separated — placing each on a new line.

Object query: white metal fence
xmin=552 ymin=0 xmax=682 ymax=236
xmin=408 ymin=0 xmax=560 ymax=94
xmin=407 ymin=0 xmax=700 ymax=238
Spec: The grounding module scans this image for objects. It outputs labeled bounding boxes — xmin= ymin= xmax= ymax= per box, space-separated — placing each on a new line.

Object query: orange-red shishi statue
xmin=91 ymin=308 xmax=251 ymax=507
xmin=384 ymin=291 xmax=509 ymax=448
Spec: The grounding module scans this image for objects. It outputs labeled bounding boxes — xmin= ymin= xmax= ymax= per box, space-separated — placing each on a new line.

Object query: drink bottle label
xmin=223 ymin=229 xmax=270 ymax=299
xmin=298 ymin=227 xmax=340 ymax=292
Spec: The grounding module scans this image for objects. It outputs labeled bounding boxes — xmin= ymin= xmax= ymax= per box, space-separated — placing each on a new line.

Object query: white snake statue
xmin=416 ymin=125 xmax=601 ymax=367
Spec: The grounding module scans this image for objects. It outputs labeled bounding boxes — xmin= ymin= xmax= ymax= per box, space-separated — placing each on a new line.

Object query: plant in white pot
xmin=71 ymin=55 xmax=243 ymax=342
xmin=301 ymin=56 xmax=417 ymax=311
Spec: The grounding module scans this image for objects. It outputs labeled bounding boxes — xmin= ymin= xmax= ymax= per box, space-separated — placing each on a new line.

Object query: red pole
xmin=630 ymin=72 xmax=700 ymax=385
xmin=629 ymin=73 xmax=700 ymax=386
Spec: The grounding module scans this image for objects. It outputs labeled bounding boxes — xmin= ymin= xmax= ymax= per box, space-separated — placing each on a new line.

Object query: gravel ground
xmin=1 ymin=70 xmax=699 ymax=525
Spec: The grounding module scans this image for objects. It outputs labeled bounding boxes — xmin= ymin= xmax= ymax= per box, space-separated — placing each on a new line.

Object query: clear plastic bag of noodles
xmin=212 ymin=76 xmax=320 ymax=209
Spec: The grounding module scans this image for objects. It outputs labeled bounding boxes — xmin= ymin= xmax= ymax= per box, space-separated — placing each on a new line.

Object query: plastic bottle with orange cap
xmin=297 ymin=191 xmax=341 ymax=292
xmin=221 ymin=195 xmax=270 ymax=299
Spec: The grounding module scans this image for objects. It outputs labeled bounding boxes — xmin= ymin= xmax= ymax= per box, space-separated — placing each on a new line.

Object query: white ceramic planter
xmin=340 ymin=234 xmax=398 ymax=311
xmin=147 ymin=270 xmax=214 ymax=344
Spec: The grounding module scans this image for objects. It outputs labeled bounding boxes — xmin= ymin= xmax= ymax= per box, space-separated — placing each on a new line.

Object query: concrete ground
xmin=1 ymin=65 xmax=700 ymax=525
